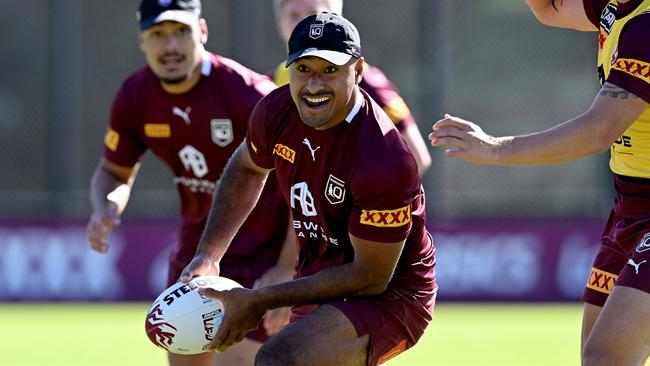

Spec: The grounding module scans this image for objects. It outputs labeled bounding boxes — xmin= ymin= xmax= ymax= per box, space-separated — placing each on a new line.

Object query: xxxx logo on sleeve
xmin=104 ymin=128 xmax=120 ymax=151
xmin=360 ymin=205 xmax=411 ymax=228
xmin=586 ymin=267 xmax=618 ymax=294
xmin=273 ymin=144 xmax=295 ymax=164
xmin=611 ymin=58 xmax=650 ymax=84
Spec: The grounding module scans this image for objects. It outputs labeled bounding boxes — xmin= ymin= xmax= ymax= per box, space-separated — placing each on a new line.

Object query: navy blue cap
xmin=137 ymin=0 xmax=201 ymax=31
xmin=287 ymin=12 xmax=361 ymax=67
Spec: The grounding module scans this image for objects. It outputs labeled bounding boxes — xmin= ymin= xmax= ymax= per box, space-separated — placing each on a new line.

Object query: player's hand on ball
xmin=198 ymin=286 xmax=265 ymax=352
xmin=429 ymin=114 xmax=499 ymax=164
xmin=87 ymin=203 xmax=121 ymax=253
xmin=179 ymin=254 xmax=220 ymax=283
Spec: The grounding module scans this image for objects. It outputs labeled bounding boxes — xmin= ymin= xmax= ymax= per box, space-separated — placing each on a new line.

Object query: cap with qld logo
xmin=137 ymin=0 xmax=202 ymax=31
xmin=286 ymin=12 xmax=361 ymax=67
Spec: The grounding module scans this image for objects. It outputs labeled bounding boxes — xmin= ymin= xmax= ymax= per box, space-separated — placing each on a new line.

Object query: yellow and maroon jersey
xmin=272 ymin=62 xmax=415 ymax=132
xmin=246 ymin=85 xmax=436 ymax=294
xmin=584 ymin=0 xmax=650 ymax=177
xmin=103 ymin=52 xmax=288 ymax=277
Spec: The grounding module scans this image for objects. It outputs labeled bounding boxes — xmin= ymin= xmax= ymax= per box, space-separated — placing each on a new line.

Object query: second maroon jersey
xmin=102 ymin=52 xmax=288 ymax=277
xmin=247 ymin=85 xmax=436 ymax=294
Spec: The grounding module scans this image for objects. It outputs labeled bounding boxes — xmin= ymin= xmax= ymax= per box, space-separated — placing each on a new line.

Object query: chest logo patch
xmin=303 ymin=138 xmax=321 ymax=161
xmin=325 ymin=174 xmax=345 ymax=205
xmin=360 ymin=205 xmax=411 ymax=228
xmin=144 ymin=124 xmax=171 ymax=138
xmin=600 ymin=2 xmax=617 ymax=34
xmin=172 ymin=106 xmax=192 ymax=125
xmin=211 ymin=119 xmax=233 ymax=147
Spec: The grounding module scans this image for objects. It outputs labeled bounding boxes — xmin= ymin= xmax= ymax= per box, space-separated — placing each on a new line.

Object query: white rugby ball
xmin=144 ymin=275 xmax=242 ymax=354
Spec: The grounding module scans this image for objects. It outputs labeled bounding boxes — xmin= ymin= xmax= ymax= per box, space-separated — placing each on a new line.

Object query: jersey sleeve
xmin=102 ymin=85 xmax=146 ymax=166
xmin=246 ymin=92 xmax=276 ymax=169
xmin=348 ymin=149 xmax=420 ymax=243
xmin=360 ymin=66 xmax=415 ymax=132
xmin=607 ymin=13 xmax=650 ymax=103
xmin=583 ymin=0 xmax=609 ymax=28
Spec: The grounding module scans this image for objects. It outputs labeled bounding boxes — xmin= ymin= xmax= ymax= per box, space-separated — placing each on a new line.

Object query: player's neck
xmin=160 ymin=61 xmax=203 ymax=95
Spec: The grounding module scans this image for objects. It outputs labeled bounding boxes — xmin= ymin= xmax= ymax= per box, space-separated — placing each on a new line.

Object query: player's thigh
xmin=581 ymin=302 xmax=602 ymax=350
xmin=256 ymin=304 xmax=368 ymax=366
xmin=583 ymin=286 xmax=650 ymax=365
xmin=168 ymin=352 xmax=213 ymax=366
xmin=213 ymin=338 xmax=261 ymax=366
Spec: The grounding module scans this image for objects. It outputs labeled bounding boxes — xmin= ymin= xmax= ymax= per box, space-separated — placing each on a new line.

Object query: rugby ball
xmin=144 ymin=275 xmax=242 ymax=354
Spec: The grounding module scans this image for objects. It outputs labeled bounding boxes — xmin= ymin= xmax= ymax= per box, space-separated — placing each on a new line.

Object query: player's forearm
xmin=89 ymin=163 xmax=133 ymax=215
xmin=196 ymin=151 xmax=269 ymax=261
xmin=254 ymin=261 xmax=388 ymax=310
xmin=493 ymin=114 xmax=612 ymax=165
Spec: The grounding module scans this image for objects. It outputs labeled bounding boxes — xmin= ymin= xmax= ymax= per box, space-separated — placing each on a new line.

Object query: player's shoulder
xmin=251 ymin=85 xmax=294 ymax=121
xmin=210 ymin=53 xmax=274 ymax=85
xmin=357 ymin=90 xmax=409 ymax=153
xmin=119 ymin=65 xmax=158 ymax=96
xmin=624 ymin=8 xmax=650 ymax=33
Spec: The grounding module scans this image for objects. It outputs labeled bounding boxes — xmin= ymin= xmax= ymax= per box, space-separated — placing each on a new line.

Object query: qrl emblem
xmin=211 ymin=119 xmax=233 ymax=147
xmin=636 ymin=233 xmax=650 ymax=253
xmin=309 ymin=24 xmax=324 ymax=39
xmin=325 ymin=174 xmax=345 ymax=205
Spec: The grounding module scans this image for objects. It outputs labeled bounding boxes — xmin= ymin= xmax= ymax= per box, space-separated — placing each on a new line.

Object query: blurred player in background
xmin=272 ymin=0 xmax=432 ymax=176
xmin=86 ymin=0 xmax=295 ymax=365
xmin=181 ymin=12 xmax=437 ymax=366
xmin=430 ymin=0 xmax=650 ymax=364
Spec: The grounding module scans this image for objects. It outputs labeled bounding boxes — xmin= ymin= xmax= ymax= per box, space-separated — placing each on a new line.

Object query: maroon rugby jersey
xmin=103 ymin=52 xmax=288 ymax=278
xmin=246 ymin=85 xmax=436 ymax=293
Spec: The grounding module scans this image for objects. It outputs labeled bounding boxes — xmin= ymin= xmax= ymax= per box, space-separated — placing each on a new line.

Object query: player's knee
xmin=254 ymin=337 xmax=300 ymax=366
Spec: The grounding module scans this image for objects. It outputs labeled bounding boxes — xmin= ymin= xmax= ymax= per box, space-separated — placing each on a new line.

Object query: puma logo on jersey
xmin=628 ymin=259 xmax=647 ymax=274
xmin=302 ymin=138 xmax=320 ymax=161
xmin=172 ymin=106 xmax=192 ymax=125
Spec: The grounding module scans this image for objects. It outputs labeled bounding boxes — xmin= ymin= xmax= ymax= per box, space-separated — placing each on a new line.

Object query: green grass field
xmin=1 ymin=303 xmax=583 ymax=366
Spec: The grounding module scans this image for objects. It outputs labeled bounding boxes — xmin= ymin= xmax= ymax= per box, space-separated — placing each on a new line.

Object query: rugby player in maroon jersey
xmin=430 ymin=0 xmax=650 ymax=364
xmin=181 ymin=13 xmax=437 ymax=366
xmin=271 ymin=0 xmax=432 ymax=176
xmin=86 ymin=1 xmax=296 ymax=365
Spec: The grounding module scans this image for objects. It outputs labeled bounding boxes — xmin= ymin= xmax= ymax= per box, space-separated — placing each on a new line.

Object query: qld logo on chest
xmin=211 ymin=119 xmax=233 ymax=147
xmin=600 ymin=3 xmax=617 ymax=34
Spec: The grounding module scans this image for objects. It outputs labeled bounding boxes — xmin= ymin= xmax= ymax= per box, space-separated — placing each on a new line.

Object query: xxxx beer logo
xmin=273 ymin=144 xmax=295 ymax=164
xmin=104 ymin=128 xmax=120 ymax=152
xmin=586 ymin=267 xmax=618 ymax=294
xmin=612 ymin=58 xmax=650 ymax=84
xmin=360 ymin=205 xmax=411 ymax=228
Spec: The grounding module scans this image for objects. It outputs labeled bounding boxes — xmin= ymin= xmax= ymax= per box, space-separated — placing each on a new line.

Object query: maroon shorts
xmin=290 ymin=287 xmax=436 ymax=366
xmin=167 ymin=244 xmax=276 ymax=343
xmin=583 ymin=174 xmax=650 ymax=306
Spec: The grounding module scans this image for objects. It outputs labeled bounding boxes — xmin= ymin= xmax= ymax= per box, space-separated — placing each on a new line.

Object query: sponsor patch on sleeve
xmin=273 ymin=144 xmax=295 ymax=164
xmin=586 ymin=267 xmax=618 ymax=294
xmin=144 ymin=123 xmax=171 ymax=138
xmin=611 ymin=58 xmax=650 ymax=85
xmin=360 ymin=205 xmax=411 ymax=227
xmin=104 ymin=128 xmax=120 ymax=152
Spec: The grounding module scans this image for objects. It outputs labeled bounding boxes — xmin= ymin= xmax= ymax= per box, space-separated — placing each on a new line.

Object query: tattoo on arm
xmin=599 ymin=84 xmax=640 ymax=99
xmin=551 ymin=0 xmax=563 ymax=11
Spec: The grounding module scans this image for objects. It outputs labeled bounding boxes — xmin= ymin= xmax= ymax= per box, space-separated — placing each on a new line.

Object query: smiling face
xmin=289 ymin=55 xmax=364 ymax=130
xmin=139 ymin=19 xmax=207 ymax=93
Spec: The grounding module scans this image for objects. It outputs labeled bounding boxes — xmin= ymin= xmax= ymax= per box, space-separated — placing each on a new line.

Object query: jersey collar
xmin=344 ymin=89 xmax=363 ymax=124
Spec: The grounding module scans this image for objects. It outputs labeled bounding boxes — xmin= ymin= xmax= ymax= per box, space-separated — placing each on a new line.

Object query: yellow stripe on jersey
xmin=586 ymin=267 xmax=618 ymax=294
xmin=144 ymin=123 xmax=171 ymax=138
xmin=104 ymin=128 xmax=120 ymax=152
xmin=250 ymin=141 xmax=258 ymax=153
xmin=598 ymin=0 xmax=650 ymax=178
xmin=611 ymin=58 xmax=650 ymax=84
xmin=360 ymin=206 xmax=411 ymax=227
xmin=383 ymin=96 xmax=411 ymax=124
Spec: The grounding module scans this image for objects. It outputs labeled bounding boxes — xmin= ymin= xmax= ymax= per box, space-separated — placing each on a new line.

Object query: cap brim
xmin=286 ymin=49 xmax=353 ymax=67
xmin=140 ymin=10 xmax=199 ymax=31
